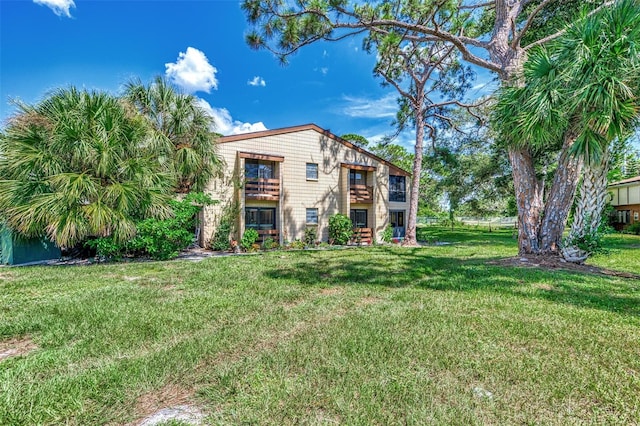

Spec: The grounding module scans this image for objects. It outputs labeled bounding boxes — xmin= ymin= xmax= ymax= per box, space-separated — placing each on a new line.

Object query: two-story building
xmin=201 ymin=124 xmax=411 ymax=246
xmin=609 ymin=175 xmax=640 ymax=229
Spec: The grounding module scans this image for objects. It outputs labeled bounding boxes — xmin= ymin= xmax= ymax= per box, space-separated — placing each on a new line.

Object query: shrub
xmin=304 ymin=227 xmax=317 ymax=246
xmin=329 ymin=214 xmax=353 ymax=245
xmin=85 ymin=236 xmax=127 ymax=260
xmin=129 ymin=217 xmax=194 ymax=260
xmin=262 ymin=237 xmax=279 ymax=250
xmin=210 ymin=221 xmax=232 ymax=251
xmin=627 ymin=222 xmax=640 ymax=235
xmin=240 ymin=228 xmax=259 ymax=252
xmin=288 ymin=239 xmax=306 ymax=250
xmin=564 ymin=215 xmax=610 ymax=255
xmin=88 ymin=192 xmax=213 ymax=260
xmin=381 ymin=224 xmax=393 ymax=243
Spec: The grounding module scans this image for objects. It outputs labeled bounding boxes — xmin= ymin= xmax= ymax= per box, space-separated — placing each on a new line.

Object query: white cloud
xmin=197 ymin=99 xmax=267 ymax=136
xmin=341 ymin=93 xmax=398 ymax=119
xmin=165 ymin=47 xmax=218 ymax=93
xmin=248 ymin=76 xmax=266 ymax=87
xmin=33 ymin=0 xmax=75 ymax=17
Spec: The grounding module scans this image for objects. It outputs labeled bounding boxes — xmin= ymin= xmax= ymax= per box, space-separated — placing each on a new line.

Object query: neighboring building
xmin=201 ymin=124 xmax=411 ymax=246
xmin=609 ymin=175 xmax=640 ymax=229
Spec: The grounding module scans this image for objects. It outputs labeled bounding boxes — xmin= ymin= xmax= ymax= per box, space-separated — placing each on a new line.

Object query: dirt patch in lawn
xmin=0 ymin=336 xmax=38 ymax=362
xmin=489 ymin=255 xmax=640 ymax=280
xmin=319 ymin=287 xmax=343 ymax=296
xmin=130 ymin=383 xmax=201 ymax=426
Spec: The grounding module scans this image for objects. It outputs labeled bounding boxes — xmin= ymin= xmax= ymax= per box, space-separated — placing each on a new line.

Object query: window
xmin=245 ymin=159 xmax=274 ymax=179
xmin=306 ymin=163 xmax=318 ymax=180
xmin=245 ymin=207 xmax=276 ymax=230
xmin=350 ymin=209 xmax=368 ymax=228
xmin=390 ymin=210 xmax=406 ymax=238
xmin=306 ymin=208 xmax=319 ymax=225
xmin=617 ymin=210 xmax=631 ymax=224
xmin=389 ymin=175 xmax=406 ymax=202
xmin=350 ymin=170 xmax=366 ymax=186
xmin=390 ymin=211 xmax=404 ymax=228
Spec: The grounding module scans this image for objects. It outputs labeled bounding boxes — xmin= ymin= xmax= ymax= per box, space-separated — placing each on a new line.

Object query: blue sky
xmin=0 ymin=0 xmax=496 ymax=145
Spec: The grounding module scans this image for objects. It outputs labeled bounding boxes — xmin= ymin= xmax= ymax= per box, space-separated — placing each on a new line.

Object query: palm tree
xmin=0 ymin=87 xmax=175 ymax=248
xmin=563 ymin=1 xmax=640 ymax=249
xmin=124 ymin=77 xmax=221 ymax=193
xmin=495 ymin=0 xmax=640 ymax=258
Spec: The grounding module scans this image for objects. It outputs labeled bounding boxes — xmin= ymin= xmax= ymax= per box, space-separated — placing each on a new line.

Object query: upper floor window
xmin=245 ymin=159 xmax=274 ymax=179
xmin=389 ymin=175 xmax=406 ymax=202
xmin=350 ymin=170 xmax=366 ymax=186
xmin=306 ymin=163 xmax=318 ymax=180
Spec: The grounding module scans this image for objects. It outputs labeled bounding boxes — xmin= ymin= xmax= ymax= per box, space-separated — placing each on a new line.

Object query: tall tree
xmin=341 ymin=133 xmax=370 ymax=148
xmin=243 ymin=0 xmax=620 ymax=255
xmin=567 ymin=2 xmax=640 ymax=250
xmin=369 ymin=34 xmax=474 ymax=245
xmin=124 ymin=77 xmax=221 ymax=193
xmin=495 ymin=2 xmax=640 ymax=256
xmin=0 ymin=87 xmax=175 ymax=248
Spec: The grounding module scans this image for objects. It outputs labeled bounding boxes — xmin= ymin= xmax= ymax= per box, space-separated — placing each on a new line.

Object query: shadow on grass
xmin=263 ymin=246 xmax=640 ymax=317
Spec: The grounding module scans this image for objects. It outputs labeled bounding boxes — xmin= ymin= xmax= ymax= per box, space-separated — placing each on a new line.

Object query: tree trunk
xmin=509 ymin=147 xmax=544 ymax=254
xmin=538 ymin=129 xmax=583 ymax=253
xmin=403 ymin=108 xmax=425 ymax=247
xmin=569 ymin=150 xmax=610 ymax=241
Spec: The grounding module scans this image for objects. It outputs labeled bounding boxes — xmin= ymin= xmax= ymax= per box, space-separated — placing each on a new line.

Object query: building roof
xmin=217 ymin=123 xmax=411 ymax=177
xmin=609 ymin=175 xmax=640 ymax=187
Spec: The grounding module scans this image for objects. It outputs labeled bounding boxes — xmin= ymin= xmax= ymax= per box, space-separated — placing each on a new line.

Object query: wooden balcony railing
xmin=245 ymin=178 xmax=280 ymax=200
xmin=257 ymin=229 xmax=279 ymax=243
xmin=351 ymin=228 xmax=373 ymax=244
xmin=350 ymin=184 xmax=373 ymax=203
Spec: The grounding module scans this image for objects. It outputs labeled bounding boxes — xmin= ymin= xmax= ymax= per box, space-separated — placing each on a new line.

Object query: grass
xmin=0 ymin=227 xmax=639 ymax=425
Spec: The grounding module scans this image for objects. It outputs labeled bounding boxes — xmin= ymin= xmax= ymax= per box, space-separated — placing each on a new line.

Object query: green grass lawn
xmin=1 ymin=228 xmax=639 ymax=425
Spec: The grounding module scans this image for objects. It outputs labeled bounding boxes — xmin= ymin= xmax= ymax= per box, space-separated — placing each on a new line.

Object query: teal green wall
xmin=1 ymin=228 xmax=61 ymax=265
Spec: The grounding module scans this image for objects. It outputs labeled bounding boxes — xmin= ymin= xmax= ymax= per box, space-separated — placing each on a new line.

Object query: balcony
xmin=350 ymin=184 xmax=373 ymax=204
xmin=351 ymin=228 xmax=372 ymax=244
xmin=245 ymin=178 xmax=280 ymax=200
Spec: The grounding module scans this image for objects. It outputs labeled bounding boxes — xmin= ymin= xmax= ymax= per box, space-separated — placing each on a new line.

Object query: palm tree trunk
xmin=569 ymin=150 xmax=610 ymax=242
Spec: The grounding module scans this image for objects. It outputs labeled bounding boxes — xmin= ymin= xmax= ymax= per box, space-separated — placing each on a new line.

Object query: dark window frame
xmin=389 ymin=175 xmax=406 ymax=202
xmin=245 ymin=159 xmax=275 ymax=179
xmin=306 ymin=163 xmax=319 ymax=181
xmin=245 ymin=207 xmax=276 ymax=230
xmin=350 ymin=209 xmax=368 ymax=228
xmin=350 ymin=170 xmax=366 ymax=186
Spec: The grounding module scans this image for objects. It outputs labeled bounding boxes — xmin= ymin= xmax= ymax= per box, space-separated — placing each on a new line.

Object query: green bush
xmin=128 ymin=218 xmax=194 ymax=260
xmin=627 ymin=222 xmax=640 ymax=235
xmin=88 ymin=192 xmax=214 ymax=260
xmin=288 ymin=239 xmax=305 ymax=250
xmin=304 ymin=227 xmax=318 ymax=246
xmin=262 ymin=237 xmax=279 ymax=250
xmin=329 ymin=214 xmax=353 ymax=245
xmin=210 ymin=221 xmax=232 ymax=251
xmin=564 ymin=215 xmax=610 ymax=255
xmin=240 ymin=228 xmax=259 ymax=252
xmin=381 ymin=224 xmax=393 ymax=243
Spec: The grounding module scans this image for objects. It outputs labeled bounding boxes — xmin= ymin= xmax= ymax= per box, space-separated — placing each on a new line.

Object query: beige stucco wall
xmin=201 ymin=128 xmax=411 ymax=246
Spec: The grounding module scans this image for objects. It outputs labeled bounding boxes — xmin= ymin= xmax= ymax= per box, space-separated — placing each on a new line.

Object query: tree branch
xmin=524 ymin=0 xmax=615 ymax=50
xmin=511 ymin=0 xmax=557 ymax=49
